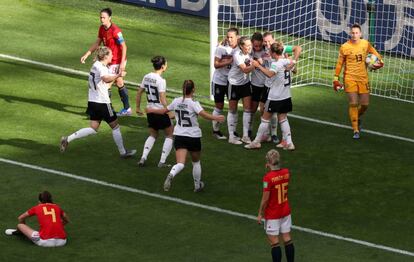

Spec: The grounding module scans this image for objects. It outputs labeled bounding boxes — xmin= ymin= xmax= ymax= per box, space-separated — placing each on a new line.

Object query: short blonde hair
xmin=95 ymin=46 xmax=111 ymax=61
xmin=266 ymin=149 xmax=280 ymax=168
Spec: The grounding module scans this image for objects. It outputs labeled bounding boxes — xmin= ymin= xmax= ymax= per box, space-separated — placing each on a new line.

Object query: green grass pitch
xmin=0 ymin=0 xmax=413 ymax=261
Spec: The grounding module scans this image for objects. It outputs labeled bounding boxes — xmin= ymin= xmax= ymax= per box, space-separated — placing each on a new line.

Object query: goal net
xmin=210 ymin=0 xmax=414 ymax=103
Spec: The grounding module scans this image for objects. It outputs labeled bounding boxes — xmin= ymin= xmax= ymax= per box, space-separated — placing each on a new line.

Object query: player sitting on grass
xmin=5 ymin=191 xmax=69 ymax=247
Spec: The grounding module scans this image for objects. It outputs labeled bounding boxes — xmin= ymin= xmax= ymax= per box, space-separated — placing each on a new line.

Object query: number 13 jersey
xmin=167 ymin=97 xmax=204 ymax=138
xmin=141 ymin=72 xmax=167 ymax=109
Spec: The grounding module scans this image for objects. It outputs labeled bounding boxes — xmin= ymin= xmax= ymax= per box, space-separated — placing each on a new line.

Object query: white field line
xmin=0 ymin=157 xmax=413 ymax=257
xmin=1 ymin=53 xmax=413 ymax=144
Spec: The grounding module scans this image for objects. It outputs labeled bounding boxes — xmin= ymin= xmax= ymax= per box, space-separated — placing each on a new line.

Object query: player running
xmin=245 ymin=42 xmax=296 ymax=150
xmin=257 ymin=149 xmax=295 ymax=262
xmin=146 ymin=80 xmax=225 ymax=192
xmin=211 ymin=27 xmax=239 ymax=140
xmin=60 ymin=47 xmax=136 ymax=158
xmin=136 ymin=56 xmax=173 ymax=168
xmin=80 ymin=8 xmax=132 ymax=116
xmin=333 ymin=23 xmax=384 ymax=139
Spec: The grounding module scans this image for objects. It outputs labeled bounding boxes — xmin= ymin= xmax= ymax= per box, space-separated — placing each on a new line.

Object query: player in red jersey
xmin=257 ymin=149 xmax=295 ymax=262
xmin=5 ymin=191 xmax=69 ymax=247
xmin=81 ymin=7 xmax=131 ymax=116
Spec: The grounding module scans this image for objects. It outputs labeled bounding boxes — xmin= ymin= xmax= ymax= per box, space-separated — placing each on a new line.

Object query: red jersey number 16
xmin=275 ymin=182 xmax=288 ymax=204
xmin=42 ymin=207 xmax=56 ymax=223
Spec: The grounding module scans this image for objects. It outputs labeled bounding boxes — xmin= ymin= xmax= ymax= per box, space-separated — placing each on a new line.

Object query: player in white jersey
xmin=211 ymin=27 xmax=239 ymax=140
xmin=245 ymin=42 xmax=296 ymax=150
xmin=146 ymin=80 xmax=225 ymax=192
xmin=262 ymin=32 xmax=302 ymax=144
xmin=60 ymin=47 xmax=136 ymax=158
xmin=227 ymin=36 xmax=256 ymax=145
xmin=250 ymin=32 xmax=270 ymax=141
xmin=136 ymin=56 xmax=173 ymax=168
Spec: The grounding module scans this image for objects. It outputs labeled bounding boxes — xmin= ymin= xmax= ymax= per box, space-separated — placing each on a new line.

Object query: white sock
xmin=112 ymin=126 xmax=126 ymax=155
xmin=270 ymin=114 xmax=278 ymax=136
xmin=192 ymin=161 xmax=202 ymax=188
xmin=242 ymin=111 xmax=252 ymax=137
xmin=212 ymin=108 xmax=222 ymax=132
xmin=159 ymin=137 xmax=173 ymax=163
xmin=67 ymin=127 xmax=97 ymax=143
xmin=169 ymin=163 xmax=185 ymax=178
xmin=254 ymin=118 xmax=270 ymax=143
xmin=279 ymin=119 xmax=293 ymax=144
xmin=227 ymin=111 xmax=237 ymax=139
xmin=141 ymin=136 xmax=156 ymax=160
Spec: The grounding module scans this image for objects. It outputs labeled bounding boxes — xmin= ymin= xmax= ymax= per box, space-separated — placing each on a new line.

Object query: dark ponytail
xmin=182 ymin=80 xmax=195 ymax=101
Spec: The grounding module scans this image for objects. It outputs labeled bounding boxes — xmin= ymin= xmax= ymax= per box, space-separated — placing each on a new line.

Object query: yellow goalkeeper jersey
xmin=334 ymin=39 xmax=382 ymax=82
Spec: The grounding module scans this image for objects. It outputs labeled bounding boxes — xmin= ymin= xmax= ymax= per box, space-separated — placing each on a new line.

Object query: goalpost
xmin=210 ymin=0 xmax=414 ymax=103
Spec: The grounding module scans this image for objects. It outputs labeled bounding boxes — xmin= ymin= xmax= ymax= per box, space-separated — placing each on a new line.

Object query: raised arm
xmin=81 ymin=37 xmax=102 ymax=63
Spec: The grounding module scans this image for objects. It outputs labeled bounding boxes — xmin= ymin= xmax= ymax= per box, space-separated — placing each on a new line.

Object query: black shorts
xmin=147 ymin=113 xmax=172 ymax=130
xmin=228 ymin=82 xmax=251 ymax=101
xmin=174 ymin=135 xmax=201 ymax=152
xmin=87 ymin=102 xmax=117 ymax=123
xmin=251 ymin=84 xmax=266 ymax=102
xmin=212 ymin=82 xmax=228 ymax=103
xmin=264 ymin=98 xmax=293 ymax=113
xmin=260 ymin=86 xmax=270 ymax=103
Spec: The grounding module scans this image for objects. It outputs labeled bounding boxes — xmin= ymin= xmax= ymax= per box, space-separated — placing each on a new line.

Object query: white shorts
xmin=264 ymin=215 xmax=292 ymax=236
xmin=109 ymin=61 xmax=127 ymax=74
xmin=31 ymin=231 xmax=67 ymax=247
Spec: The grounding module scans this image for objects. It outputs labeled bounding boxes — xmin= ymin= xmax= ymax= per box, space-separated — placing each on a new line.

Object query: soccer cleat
xmin=283 ymin=143 xmax=295 ymax=151
xmin=233 ymin=132 xmax=241 ymax=140
xmin=276 ymin=140 xmax=287 ymax=148
xmin=228 ymin=137 xmax=243 ymax=145
xmin=5 ymin=229 xmax=20 ymax=236
xmin=163 ymin=174 xmax=174 ymax=192
xmin=213 ymin=130 xmax=227 ymax=140
xmin=241 ymin=136 xmax=252 ymax=144
xmin=271 ymin=135 xmax=280 ymax=144
xmin=60 ymin=136 xmax=68 ymax=153
xmin=157 ymin=162 xmax=172 ymax=168
xmin=138 ymin=158 xmax=146 ymax=167
xmin=117 ymin=107 xmax=132 ymax=116
xmin=194 ymin=181 xmax=205 ymax=193
xmin=244 ymin=141 xmax=261 ymax=150
xmin=261 ymin=134 xmax=272 ymax=143
xmin=353 ymin=131 xmax=360 ymax=139
xmin=120 ymin=149 xmax=137 ymax=159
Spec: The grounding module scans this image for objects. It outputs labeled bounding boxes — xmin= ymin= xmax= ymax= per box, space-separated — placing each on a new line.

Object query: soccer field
xmin=1 ymin=0 xmax=414 ymax=261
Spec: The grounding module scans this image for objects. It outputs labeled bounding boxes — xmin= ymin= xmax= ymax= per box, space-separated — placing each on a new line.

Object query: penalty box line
xmin=0 ymin=157 xmax=413 ymax=257
xmin=1 ymin=53 xmax=413 ymax=144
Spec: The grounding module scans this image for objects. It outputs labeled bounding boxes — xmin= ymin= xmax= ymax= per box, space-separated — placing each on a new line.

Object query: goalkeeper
xmin=333 ymin=23 xmax=383 ymax=139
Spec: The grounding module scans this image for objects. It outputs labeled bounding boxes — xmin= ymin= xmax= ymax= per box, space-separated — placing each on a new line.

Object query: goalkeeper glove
xmin=371 ymin=59 xmax=384 ymax=70
xmin=333 ymin=76 xmax=343 ymax=92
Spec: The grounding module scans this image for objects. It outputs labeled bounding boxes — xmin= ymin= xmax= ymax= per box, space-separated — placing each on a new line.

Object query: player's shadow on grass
xmin=0 ymin=138 xmax=58 ymax=152
xmin=0 ymin=94 xmax=86 ymax=117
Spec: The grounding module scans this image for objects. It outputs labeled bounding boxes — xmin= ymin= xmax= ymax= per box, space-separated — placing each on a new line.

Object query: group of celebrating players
xmin=6 ymin=7 xmax=384 ymax=262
